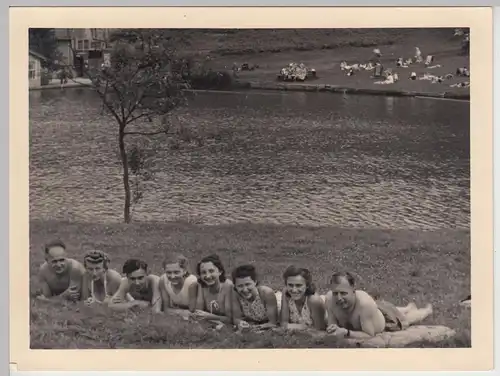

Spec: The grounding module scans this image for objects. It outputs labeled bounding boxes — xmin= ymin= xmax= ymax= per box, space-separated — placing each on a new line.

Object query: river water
xmin=29 ymin=88 xmax=469 ymax=230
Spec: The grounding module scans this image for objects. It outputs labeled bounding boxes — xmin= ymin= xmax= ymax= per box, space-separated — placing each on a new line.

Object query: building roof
xmin=29 ymin=50 xmax=48 ymax=61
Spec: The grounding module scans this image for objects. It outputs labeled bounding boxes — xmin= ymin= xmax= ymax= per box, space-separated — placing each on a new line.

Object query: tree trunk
xmin=118 ymin=127 xmax=131 ymax=223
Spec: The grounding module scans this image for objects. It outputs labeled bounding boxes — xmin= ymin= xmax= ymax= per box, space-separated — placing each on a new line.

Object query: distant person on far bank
xmin=324 ymin=271 xmax=433 ymax=339
xmin=58 ymin=67 xmax=68 ymax=88
xmin=35 ymin=240 xmax=85 ymax=302
xmin=279 ymin=266 xmax=326 ymax=331
xmin=108 ymin=258 xmax=162 ymax=313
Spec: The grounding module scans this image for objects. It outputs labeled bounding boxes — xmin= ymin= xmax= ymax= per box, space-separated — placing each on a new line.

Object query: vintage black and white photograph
xmin=28 ymin=26 xmax=472 ymax=350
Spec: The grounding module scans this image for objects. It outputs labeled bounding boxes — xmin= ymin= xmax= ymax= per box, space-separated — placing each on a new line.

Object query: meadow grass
xmin=30 ymin=219 xmax=471 ymax=348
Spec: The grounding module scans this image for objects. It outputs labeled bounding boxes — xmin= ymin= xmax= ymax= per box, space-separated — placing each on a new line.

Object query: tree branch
xmin=123 ymin=130 xmax=172 ymax=136
xmin=125 ymin=111 xmax=156 ymax=124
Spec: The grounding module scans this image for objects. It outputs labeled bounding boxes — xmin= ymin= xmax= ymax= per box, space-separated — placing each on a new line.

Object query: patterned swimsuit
xmin=288 ymin=296 xmax=313 ymax=326
xmin=239 ymin=292 xmax=268 ymax=324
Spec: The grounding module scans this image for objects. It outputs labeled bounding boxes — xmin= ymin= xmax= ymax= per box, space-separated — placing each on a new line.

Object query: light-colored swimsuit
xmin=288 ymin=296 xmax=313 ymax=327
xmin=239 ymin=292 xmax=268 ymax=324
xmin=202 ymin=281 xmax=231 ymax=315
xmin=87 ymin=276 xmax=111 ymax=304
xmin=163 ymin=274 xmax=197 ymax=309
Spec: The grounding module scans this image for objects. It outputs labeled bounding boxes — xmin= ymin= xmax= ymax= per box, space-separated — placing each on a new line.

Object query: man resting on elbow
xmin=324 ymin=271 xmax=433 ymax=340
xmin=108 ymin=258 xmax=162 ymax=314
xmin=35 ymin=240 xmax=85 ymax=303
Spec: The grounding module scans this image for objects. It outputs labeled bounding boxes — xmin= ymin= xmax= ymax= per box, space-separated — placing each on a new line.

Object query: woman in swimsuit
xmin=159 ymin=253 xmax=198 ymax=318
xmin=189 ymin=254 xmax=233 ymax=325
xmin=81 ymin=250 xmax=124 ymax=306
xmin=279 ymin=265 xmax=326 ymax=331
xmin=230 ymin=264 xmax=278 ymax=331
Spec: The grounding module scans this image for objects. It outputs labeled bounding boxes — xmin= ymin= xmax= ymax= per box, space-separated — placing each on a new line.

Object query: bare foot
xmin=425 ymin=303 xmax=433 ymax=315
xmin=407 ymin=302 xmax=417 ymax=310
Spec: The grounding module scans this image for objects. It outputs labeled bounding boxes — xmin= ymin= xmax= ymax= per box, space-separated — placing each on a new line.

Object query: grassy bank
xmin=183 ymin=28 xmax=469 ymax=97
xmin=30 ymin=220 xmax=471 ymax=348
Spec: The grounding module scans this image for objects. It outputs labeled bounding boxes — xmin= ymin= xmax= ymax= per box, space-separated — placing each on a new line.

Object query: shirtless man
xmin=36 ymin=240 xmax=85 ymax=302
xmin=108 ymin=258 xmax=162 ymax=313
xmin=325 ymin=271 xmax=433 ymax=339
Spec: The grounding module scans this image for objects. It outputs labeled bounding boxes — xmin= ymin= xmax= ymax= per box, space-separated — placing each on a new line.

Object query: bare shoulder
xmin=258 ymin=285 xmax=275 ymax=296
xmin=356 ymin=290 xmax=379 ymax=310
xmin=224 ymin=279 xmax=234 ymax=286
xmin=308 ymin=294 xmax=326 ymax=307
xmin=185 ymin=274 xmax=198 ymax=285
xmin=148 ymin=274 xmax=161 ymax=284
xmin=38 ymin=261 xmax=49 ymax=276
xmin=107 ymin=268 xmax=123 ymax=282
xmin=69 ymin=258 xmax=86 ymax=274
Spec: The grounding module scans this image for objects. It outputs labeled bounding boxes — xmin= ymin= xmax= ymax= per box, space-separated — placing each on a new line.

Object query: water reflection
xmin=385 ymin=96 xmax=394 ymax=115
xmin=29 ymin=88 xmax=470 ymax=229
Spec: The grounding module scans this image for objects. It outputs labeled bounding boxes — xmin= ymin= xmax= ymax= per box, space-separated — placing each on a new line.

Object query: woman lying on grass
xmin=189 ymin=254 xmax=233 ymax=325
xmin=81 ymin=250 xmax=127 ymax=306
xmin=279 ymin=265 xmax=326 ymax=332
xmin=159 ymin=253 xmax=198 ymax=319
xmin=231 ymin=264 xmax=279 ymax=331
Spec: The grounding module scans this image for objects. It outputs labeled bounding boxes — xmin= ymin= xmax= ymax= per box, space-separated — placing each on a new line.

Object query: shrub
xmin=188 ymin=70 xmax=234 ymax=90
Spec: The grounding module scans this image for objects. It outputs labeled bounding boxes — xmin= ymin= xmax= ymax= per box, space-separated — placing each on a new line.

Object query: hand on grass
xmin=326 ymin=324 xmax=339 ymax=334
xmin=237 ymin=320 xmax=250 ymax=331
xmin=332 ymin=327 xmax=349 ymax=338
xmin=191 ymin=310 xmax=210 ymax=320
xmin=255 ymin=322 xmax=276 ymax=330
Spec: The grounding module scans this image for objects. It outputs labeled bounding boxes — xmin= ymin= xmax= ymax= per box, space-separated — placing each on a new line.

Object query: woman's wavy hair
xmin=283 ymin=265 xmax=316 ymax=296
xmin=196 ymin=254 xmax=227 ymax=287
xmin=83 ymin=250 xmax=110 ymax=270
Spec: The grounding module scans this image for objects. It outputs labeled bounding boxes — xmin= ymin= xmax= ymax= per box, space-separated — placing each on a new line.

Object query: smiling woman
xmin=190 ymin=254 xmax=234 ymax=325
xmin=159 ymin=253 xmax=198 ymax=317
xmin=279 ymin=265 xmax=326 ymax=331
xmin=231 ymin=264 xmax=279 ymax=331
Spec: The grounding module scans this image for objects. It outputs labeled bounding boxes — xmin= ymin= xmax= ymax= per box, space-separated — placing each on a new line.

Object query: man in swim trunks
xmin=36 ymin=240 xmax=85 ymax=302
xmin=108 ymin=258 xmax=162 ymax=313
xmin=324 ymin=271 xmax=432 ymax=339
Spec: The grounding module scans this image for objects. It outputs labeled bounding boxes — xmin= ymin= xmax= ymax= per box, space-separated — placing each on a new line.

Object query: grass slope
xmin=179 ymin=28 xmax=470 ymax=95
xmin=30 ymin=220 xmax=471 ymax=348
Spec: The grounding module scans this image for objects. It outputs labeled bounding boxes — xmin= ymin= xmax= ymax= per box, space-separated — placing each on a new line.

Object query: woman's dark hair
xmin=196 ymin=254 xmax=226 ymax=287
xmin=329 ymin=271 xmax=356 ymax=287
xmin=231 ymin=264 xmax=258 ymax=285
xmin=283 ymin=265 xmax=316 ymax=296
xmin=122 ymin=258 xmax=148 ymax=275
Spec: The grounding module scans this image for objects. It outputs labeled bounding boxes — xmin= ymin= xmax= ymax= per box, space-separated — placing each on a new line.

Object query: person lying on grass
xmin=279 ymin=265 xmax=326 ymax=332
xmin=231 ymin=264 xmax=278 ymax=331
xmin=81 ymin=250 xmax=131 ymax=306
xmin=159 ymin=253 xmax=198 ymax=318
xmin=325 ymin=271 xmax=433 ymax=339
xmin=189 ymin=254 xmax=233 ymax=325
xmin=35 ymin=240 xmax=85 ymax=302
xmin=108 ymin=258 xmax=162 ymax=313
